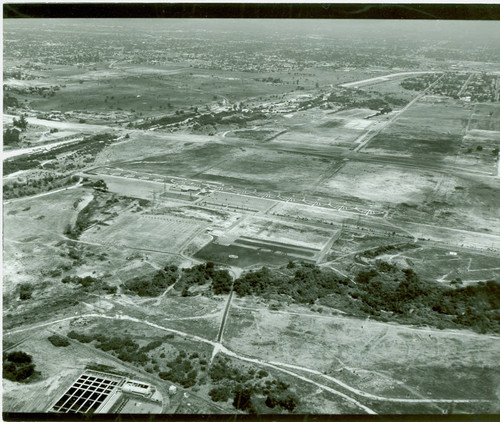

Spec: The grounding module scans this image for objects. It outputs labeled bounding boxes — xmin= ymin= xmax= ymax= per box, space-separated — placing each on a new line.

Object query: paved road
xmin=339 ymin=71 xmax=442 ymax=88
xmin=3 ymin=136 xmax=85 ymax=160
xmin=3 ymin=114 xmax=114 ymax=132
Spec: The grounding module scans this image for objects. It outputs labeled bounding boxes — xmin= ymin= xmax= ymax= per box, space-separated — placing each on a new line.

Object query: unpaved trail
xmin=267 ymin=361 xmax=488 ymax=404
xmin=5 ymin=311 xmax=494 ymax=414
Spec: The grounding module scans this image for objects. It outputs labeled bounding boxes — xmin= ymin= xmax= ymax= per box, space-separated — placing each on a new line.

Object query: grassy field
xmin=269 ymin=108 xmax=382 ymax=150
xmin=194 ymin=242 xmax=292 ymax=268
xmin=388 ymin=245 xmax=500 ymax=284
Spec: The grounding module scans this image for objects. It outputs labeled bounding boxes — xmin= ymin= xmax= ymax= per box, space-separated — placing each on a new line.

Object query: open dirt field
xmin=224 ymin=301 xmax=500 ymax=410
xmin=316 ymin=161 xmax=438 ymax=205
xmin=219 ymin=216 xmax=334 ymax=251
xmin=82 ymin=213 xmax=208 ymax=253
xmin=270 ymin=108 xmax=383 ymax=150
xmin=200 ymin=148 xmax=337 ymax=194
xmin=390 ymin=245 xmax=500 ymax=284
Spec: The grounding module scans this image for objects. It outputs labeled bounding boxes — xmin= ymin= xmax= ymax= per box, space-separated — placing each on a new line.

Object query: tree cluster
xmin=61 ymin=275 xmax=117 ymax=294
xmin=159 ymin=350 xmax=199 ymax=388
xmin=175 ymin=262 xmax=232 ymax=296
xmin=327 ymin=89 xmax=406 ymax=112
xmin=3 ymin=351 xmax=36 ymax=382
xmin=13 ymin=115 xmax=28 ymax=131
xmin=227 ymin=262 xmax=500 ymax=334
xmin=122 ymin=265 xmax=178 ymax=297
xmin=3 ymin=127 xmax=21 ymax=145
xmin=208 ymin=356 xmax=299 ymax=414
xmin=233 ymin=264 xmax=345 ymax=304
xmin=400 ymin=74 xmax=439 ymax=91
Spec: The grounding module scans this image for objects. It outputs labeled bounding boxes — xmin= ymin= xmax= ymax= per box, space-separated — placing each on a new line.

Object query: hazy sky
xmin=4 ymin=19 xmax=500 ymax=45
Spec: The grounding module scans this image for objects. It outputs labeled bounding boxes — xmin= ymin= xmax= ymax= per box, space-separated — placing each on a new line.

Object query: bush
xmin=19 ymin=283 xmax=33 ymax=300
xmin=67 ymin=330 xmax=93 ymax=343
xmin=48 ymin=335 xmax=70 ymax=347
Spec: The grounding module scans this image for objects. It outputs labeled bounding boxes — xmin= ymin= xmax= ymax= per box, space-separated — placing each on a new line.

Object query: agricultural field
xmin=469 ymin=103 xmax=500 ymax=132
xmin=365 ymin=99 xmax=471 ymax=158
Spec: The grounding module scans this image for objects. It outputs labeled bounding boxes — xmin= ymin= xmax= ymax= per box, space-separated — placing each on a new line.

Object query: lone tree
xmin=12 ymin=115 xmax=28 ymax=131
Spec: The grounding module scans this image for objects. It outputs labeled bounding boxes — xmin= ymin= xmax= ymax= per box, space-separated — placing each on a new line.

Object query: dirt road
xmin=5 ymin=310 xmax=495 ymax=414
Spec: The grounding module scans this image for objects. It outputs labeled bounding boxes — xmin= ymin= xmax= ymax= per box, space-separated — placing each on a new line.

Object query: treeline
xmin=3 ymin=175 xmax=79 ymax=200
xmin=67 ymin=331 xmax=168 ymax=364
xmin=61 ymin=275 xmax=117 ymax=294
xmin=255 ymin=77 xmax=283 ymax=84
xmin=400 ymin=74 xmax=440 ymax=91
xmin=361 ymin=242 xmax=417 ymax=259
xmin=228 ymin=262 xmax=500 ymax=334
xmin=122 ymin=265 xmax=179 ymax=297
xmin=328 ymin=89 xmax=406 ymax=112
xmin=3 ymin=132 xmax=116 ymax=176
xmin=208 ymin=355 xmax=299 ymax=413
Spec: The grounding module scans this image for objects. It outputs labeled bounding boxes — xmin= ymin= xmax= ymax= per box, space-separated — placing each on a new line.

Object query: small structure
xmin=168 ymin=385 xmax=177 ymax=396
xmin=122 ymin=380 xmax=153 ymax=397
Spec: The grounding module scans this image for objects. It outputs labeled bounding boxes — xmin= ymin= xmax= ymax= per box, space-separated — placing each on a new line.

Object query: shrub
xmin=19 ymin=283 xmax=33 ymax=300
xmin=48 ymin=335 xmax=70 ymax=347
